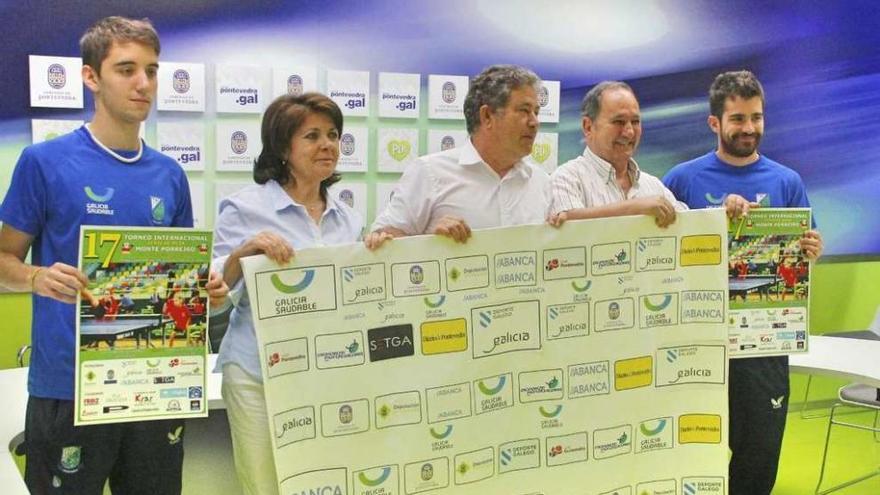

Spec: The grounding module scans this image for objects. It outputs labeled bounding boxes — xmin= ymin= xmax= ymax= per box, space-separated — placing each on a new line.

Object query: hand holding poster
xmin=242 ymin=210 xmax=730 ymax=495
xmin=75 ymin=227 xmax=212 ymax=425
xmin=727 ymin=208 xmax=812 ymax=357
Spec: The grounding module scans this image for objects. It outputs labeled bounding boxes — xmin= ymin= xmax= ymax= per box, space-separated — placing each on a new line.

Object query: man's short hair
xmin=463 ymin=65 xmax=541 ymax=134
xmin=580 ymin=81 xmax=635 ymax=120
xmin=80 ymin=16 xmax=161 ymax=73
xmin=709 ymin=70 xmax=764 ymax=119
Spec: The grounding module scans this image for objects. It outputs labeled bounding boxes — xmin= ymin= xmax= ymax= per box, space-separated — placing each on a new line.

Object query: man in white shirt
xmin=550 ymin=81 xmax=686 ymax=226
xmin=367 ymin=65 xmax=556 ymax=247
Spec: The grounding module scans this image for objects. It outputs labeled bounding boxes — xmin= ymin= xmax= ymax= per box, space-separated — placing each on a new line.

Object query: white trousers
xmin=221 ymin=363 xmax=279 ymax=495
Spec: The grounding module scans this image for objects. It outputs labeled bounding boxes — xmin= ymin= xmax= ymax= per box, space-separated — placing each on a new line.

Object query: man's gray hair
xmin=580 ymin=81 xmax=635 ymax=120
xmin=464 ymin=65 xmax=541 ymax=134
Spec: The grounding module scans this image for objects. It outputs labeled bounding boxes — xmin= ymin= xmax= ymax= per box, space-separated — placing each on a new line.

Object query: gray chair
xmin=814 ymin=383 xmax=880 ymax=494
xmin=801 ymin=331 xmax=880 ymax=419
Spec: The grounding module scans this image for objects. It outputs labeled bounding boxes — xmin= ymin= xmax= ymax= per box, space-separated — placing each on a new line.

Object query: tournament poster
xmin=727 ymin=208 xmax=812 ymax=358
xmin=75 ymin=227 xmax=212 ymax=425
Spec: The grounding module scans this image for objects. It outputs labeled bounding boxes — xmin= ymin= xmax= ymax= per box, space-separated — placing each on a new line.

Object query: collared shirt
xmin=212 ymin=179 xmax=363 ymax=381
xmin=372 ymin=139 xmax=551 ymax=234
xmin=549 ymin=146 xmax=686 ymax=215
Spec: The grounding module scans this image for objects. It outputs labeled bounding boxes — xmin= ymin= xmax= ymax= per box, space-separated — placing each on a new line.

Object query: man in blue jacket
xmin=664 ymin=70 xmax=823 ymax=495
xmin=0 ymin=16 xmax=226 ymax=495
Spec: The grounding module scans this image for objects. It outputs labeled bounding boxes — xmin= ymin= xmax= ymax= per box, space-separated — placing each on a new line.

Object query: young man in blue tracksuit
xmin=0 ymin=16 xmax=226 ymax=495
xmin=664 ymin=70 xmax=823 ymax=495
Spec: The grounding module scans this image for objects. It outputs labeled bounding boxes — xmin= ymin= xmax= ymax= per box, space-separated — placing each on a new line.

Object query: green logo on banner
xmin=358 ymin=467 xmax=391 ymax=486
xmin=429 ymin=425 xmax=453 ymax=439
xmin=423 ymin=295 xmax=446 ymax=308
xmin=643 ymin=295 xmax=672 ymax=311
xmin=270 ymin=270 xmax=315 ymax=294
xmin=571 ymin=280 xmax=591 ymax=293
xmin=539 ymin=405 xmax=563 ymax=418
xmin=477 ymin=375 xmax=506 ymax=396
xmin=640 ymin=418 xmax=667 ymax=436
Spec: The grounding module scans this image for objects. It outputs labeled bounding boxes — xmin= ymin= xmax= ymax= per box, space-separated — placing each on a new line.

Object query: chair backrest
xmin=839 ymin=383 xmax=880 ymax=409
xmin=870 ymin=303 xmax=880 ymax=338
xmin=16 ymin=345 xmax=31 ymax=367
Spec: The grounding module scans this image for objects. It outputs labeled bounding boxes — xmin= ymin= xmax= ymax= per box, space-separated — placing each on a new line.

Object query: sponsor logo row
xmin=270 ymin=346 xmax=725 ymax=444
xmin=728 ymin=308 xmax=808 ymax=352
xmin=278 ymin=430 xmax=723 ymax=493
xmin=255 ymin=235 xmax=722 ymax=319
xmin=79 ymin=357 xmax=204 ymax=419
xmin=264 ymin=297 xmax=725 ymax=379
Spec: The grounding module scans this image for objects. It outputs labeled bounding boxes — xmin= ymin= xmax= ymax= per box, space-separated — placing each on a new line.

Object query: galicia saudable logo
xmin=704 ymin=192 xmax=724 ymax=205
xmin=430 ymin=424 xmax=453 ymax=440
xmin=358 ymin=467 xmax=391 ymax=487
xmin=340 ymin=133 xmax=355 ymax=156
xmin=441 ymin=81 xmax=456 ymax=103
xmin=423 ymin=295 xmax=446 ymax=308
xmin=571 ymin=280 xmax=591 ymax=293
xmin=172 ymin=69 xmax=191 ymax=94
xmin=271 ymin=269 xmax=315 ymax=294
xmin=47 ymin=63 xmax=66 ymax=89
xmin=640 ymin=418 xmax=667 ymax=436
xmin=644 ymin=294 xmax=672 ymax=312
xmin=287 ymin=74 xmax=304 ymax=96
xmin=368 ymin=324 xmax=414 ymax=361
xmin=539 ymin=404 xmax=563 ymax=418
xmin=84 ymin=186 xmax=115 ymax=202
xmin=230 ymin=131 xmax=248 ymax=155
xmin=477 ymin=375 xmax=506 ymax=395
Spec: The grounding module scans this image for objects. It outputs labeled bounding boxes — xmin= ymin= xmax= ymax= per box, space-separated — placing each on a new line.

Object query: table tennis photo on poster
xmin=74 ymin=226 xmax=212 ymax=425
xmin=727 ymin=208 xmax=812 ymax=358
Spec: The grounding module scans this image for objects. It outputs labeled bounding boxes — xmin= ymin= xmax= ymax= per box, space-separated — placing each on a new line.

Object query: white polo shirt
xmin=549 ymin=146 xmax=686 ymax=215
xmin=372 ymin=139 xmax=551 ymax=234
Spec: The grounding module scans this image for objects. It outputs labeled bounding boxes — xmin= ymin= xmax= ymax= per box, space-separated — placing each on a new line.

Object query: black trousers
xmin=23 ymin=396 xmax=185 ymax=495
xmin=729 ymin=355 xmax=790 ymax=495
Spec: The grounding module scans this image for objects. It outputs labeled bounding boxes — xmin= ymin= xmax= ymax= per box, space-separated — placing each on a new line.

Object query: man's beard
xmin=720 ymin=129 xmax=761 ymax=158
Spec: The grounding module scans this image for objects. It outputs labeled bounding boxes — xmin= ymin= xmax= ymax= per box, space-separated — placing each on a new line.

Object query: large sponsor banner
xmin=242 ymin=210 xmax=729 ymax=495
xmin=727 ymin=208 xmax=811 ymax=358
xmin=75 ymin=227 xmax=212 ymax=425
